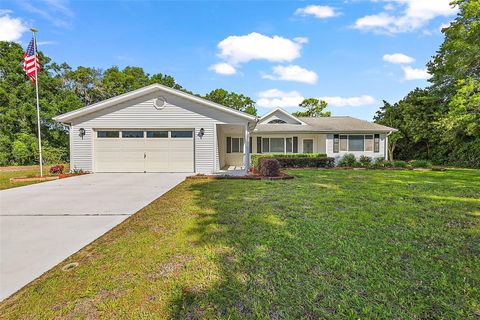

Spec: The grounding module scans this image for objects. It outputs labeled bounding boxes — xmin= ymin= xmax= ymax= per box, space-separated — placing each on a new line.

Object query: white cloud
xmin=263 ymin=65 xmax=318 ymax=84
xmin=402 ymin=66 xmax=430 ymax=80
xmin=217 ymin=32 xmax=303 ymax=65
xmin=293 ymin=37 xmax=309 ymax=44
xmin=295 ymin=5 xmax=339 ymax=19
xmin=0 ymin=14 xmax=28 ymax=42
xmin=383 ymin=53 xmax=415 ymax=64
xmin=209 ymin=63 xmax=236 ymax=75
xmin=257 ymin=89 xmax=304 ymax=108
xmin=354 ymin=0 xmax=457 ymax=34
xmin=321 ymin=95 xmax=376 ymax=107
xmin=20 ymin=0 xmax=74 ymax=28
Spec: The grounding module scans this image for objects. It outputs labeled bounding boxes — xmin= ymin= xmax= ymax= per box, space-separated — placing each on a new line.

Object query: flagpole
xmin=31 ymin=28 xmax=43 ymax=177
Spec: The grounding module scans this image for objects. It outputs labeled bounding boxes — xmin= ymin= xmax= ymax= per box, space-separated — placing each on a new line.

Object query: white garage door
xmin=94 ymin=130 xmax=194 ymax=172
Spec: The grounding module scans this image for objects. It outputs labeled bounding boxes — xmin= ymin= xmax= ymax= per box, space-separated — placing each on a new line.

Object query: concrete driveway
xmin=0 ymin=173 xmax=189 ymax=301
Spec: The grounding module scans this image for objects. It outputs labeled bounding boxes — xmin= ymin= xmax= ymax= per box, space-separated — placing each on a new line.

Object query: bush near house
xmin=257 ymin=158 xmax=280 ymax=177
xmin=49 ymin=165 xmax=65 ymax=175
xmin=338 ymin=153 xmax=357 ymax=167
xmin=359 ymin=155 xmax=372 ymax=167
xmin=251 ymin=153 xmax=326 ymax=168
xmin=409 ymin=160 xmax=432 ymax=168
xmin=275 ymin=156 xmax=335 ymax=169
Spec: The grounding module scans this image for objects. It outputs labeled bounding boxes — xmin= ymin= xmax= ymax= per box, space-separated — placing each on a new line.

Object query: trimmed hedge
xmin=258 ymin=158 xmax=280 ymax=177
xmin=251 ymin=153 xmax=327 ymax=168
xmin=274 ymin=157 xmax=335 ymax=168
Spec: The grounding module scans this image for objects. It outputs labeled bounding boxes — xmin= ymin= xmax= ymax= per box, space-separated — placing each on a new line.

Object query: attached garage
xmin=94 ymin=129 xmax=194 ymax=173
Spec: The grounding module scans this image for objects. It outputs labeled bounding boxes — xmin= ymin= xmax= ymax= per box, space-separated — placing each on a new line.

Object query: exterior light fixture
xmin=198 ymin=128 xmax=205 ymax=138
xmin=79 ymin=128 xmax=86 ymax=139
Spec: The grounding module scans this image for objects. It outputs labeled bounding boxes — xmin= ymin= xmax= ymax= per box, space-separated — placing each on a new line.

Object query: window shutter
xmin=333 ymin=134 xmax=339 ymax=153
xmin=374 ymin=134 xmax=380 ymax=153
xmin=293 ymin=137 xmax=298 ymax=153
xmin=226 ymin=137 xmax=231 ymax=154
xmin=257 ymin=137 xmax=262 ymax=153
xmin=249 ymin=137 xmax=252 ymax=153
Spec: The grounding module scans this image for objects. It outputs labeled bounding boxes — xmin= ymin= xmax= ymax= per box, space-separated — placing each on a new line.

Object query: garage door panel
xmin=95 ymin=130 xmax=194 ymax=173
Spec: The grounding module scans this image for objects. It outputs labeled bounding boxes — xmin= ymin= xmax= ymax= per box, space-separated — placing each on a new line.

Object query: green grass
xmin=1 ymin=169 xmax=479 ymax=319
xmin=0 ymin=164 xmax=69 ymax=190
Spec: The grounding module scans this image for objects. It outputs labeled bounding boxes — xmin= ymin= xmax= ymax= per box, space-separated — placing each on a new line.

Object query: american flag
xmin=23 ymin=38 xmax=40 ymax=83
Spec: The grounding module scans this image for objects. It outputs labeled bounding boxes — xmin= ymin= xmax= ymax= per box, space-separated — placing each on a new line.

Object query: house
xmin=53 ymin=84 xmax=397 ymax=174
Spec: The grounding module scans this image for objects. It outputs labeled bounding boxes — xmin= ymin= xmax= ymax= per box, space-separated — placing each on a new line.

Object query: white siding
xmin=70 ymin=91 xmax=249 ymax=173
xmin=326 ymin=133 xmax=387 ymax=162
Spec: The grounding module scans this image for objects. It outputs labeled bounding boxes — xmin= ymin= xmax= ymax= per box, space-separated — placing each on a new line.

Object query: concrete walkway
xmin=0 ymin=173 xmax=189 ymax=301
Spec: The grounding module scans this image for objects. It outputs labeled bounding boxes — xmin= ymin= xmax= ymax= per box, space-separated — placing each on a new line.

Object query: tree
xmin=427 ymin=0 xmax=480 ymax=92
xmin=292 ymin=98 xmax=331 ymax=117
xmin=204 ymin=88 xmax=257 ymax=115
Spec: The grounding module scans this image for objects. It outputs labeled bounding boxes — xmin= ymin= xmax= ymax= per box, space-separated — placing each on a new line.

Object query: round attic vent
xmin=153 ymin=96 xmax=167 ymax=110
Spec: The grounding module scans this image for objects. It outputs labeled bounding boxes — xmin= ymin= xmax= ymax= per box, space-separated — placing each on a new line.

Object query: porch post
xmin=244 ymin=123 xmax=250 ymax=173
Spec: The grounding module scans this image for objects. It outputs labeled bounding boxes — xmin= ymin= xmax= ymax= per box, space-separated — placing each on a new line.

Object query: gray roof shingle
xmin=254 ymin=116 xmax=397 ymax=133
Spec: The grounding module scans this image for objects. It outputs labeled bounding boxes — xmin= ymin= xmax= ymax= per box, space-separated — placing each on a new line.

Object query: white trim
xmin=53 ymin=84 xmax=256 ymax=123
xmin=258 ymin=108 xmax=307 ymax=125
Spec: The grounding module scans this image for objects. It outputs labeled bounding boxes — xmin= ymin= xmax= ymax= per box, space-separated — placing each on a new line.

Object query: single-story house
xmin=53 ymin=84 xmax=397 ymax=174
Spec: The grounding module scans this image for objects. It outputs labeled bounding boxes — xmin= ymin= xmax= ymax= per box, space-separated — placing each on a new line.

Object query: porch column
xmin=244 ymin=124 xmax=250 ymax=173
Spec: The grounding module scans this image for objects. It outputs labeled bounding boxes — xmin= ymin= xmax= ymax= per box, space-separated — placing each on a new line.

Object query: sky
xmin=0 ymin=0 xmax=458 ymax=120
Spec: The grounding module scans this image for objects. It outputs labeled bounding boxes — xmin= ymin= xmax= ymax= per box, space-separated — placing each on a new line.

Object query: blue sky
xmin=1 ymin=0 xmax=457 ymax=120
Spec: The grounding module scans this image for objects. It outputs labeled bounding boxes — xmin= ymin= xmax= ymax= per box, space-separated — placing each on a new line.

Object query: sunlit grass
xmin=1 ymin=169 xmax=479 ymax=319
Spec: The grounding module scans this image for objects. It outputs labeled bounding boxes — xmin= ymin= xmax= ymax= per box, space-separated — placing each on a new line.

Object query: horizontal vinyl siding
xmin=71 ymin=93 xmax=249 ymax=173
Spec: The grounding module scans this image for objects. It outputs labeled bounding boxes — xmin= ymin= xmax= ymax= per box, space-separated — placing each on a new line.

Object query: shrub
xmin=251 ymin=153 xmax=326 ymax=168
xmin=49 ymin=164 xmax=65 ymax=175
xmin=409 ymin=159 xmax=432 ymax=168
xmin=42 ymin=146 xmax=68 ymax=165
xmin=275 ymin=157 xmax=335 ymax=168
xmin=359 ymin=155 xmax=372 ymax=167
xmin=338 ymin=153 xmax=357 ymax=167
xmin=393 ymin=160 xmax=407 ymax=168
xmin=258 ymin=158 xmax=280 ymax=177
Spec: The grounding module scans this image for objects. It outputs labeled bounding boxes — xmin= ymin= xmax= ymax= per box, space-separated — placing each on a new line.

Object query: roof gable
xmin=258 ymin=108 xmax=306 ymax=125
xmin=53 ymin=84 xmax=256 ymax=123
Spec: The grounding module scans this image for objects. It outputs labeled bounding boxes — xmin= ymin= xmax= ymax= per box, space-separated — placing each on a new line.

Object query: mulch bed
xmin=10 ymin=172 xmax=88 ymax=183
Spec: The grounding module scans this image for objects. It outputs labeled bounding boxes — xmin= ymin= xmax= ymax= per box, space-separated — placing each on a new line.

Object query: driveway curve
xmin=0 ymin=173 xmax=189 ymax=300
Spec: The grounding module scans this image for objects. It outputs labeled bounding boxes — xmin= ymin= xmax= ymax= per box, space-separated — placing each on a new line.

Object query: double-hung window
xmin=260 ymin=137 xmax=295 ymax=154
xmin=226 ymin=137 xmax=244 ymax=153
xmin=333 ymin=134 xmax=380 ymax=153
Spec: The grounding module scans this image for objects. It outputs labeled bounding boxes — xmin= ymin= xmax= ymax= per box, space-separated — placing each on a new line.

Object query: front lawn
xmin=1 ymin=169 xmax=479 ymax=319
xmin=0 ymin=164 xmax=69 ymax=190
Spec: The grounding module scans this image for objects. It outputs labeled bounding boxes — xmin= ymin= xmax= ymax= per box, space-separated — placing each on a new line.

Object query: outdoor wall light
xmin=198 ymin=128 xmax=205 ymax=138
xmin=79 ymin=128 xmax=86 ymax=139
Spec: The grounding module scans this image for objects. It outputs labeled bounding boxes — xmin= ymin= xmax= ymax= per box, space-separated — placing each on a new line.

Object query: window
xmin=270 ymin=138 xmax=284 ymax=153
xmin=257 ymin=137 xmax=262 ymax=153
xmin=122 ymin=131 xmax=144 ymax=138
xmin=97 ymin=131 xmax=119 ymax=138
xmin=340 ymin=135 xmax=348 ymax=151
xmin=374 ymin=134 xmax=380 ymax=153
xmin=348 ymin=135 xmax=364 ymax=151
xmin=227 ymin=137 xmax=244 ymax=153
xmin=293 ymin=137 xmax=298 ymax=153
xmin=303 ymin=139 xmax=314 ymax=154
xmin=171 ymin=131 xmax=193 ymax=138
xmin=268 ymin=119 xmax=287 ymax=124
xmin=146 ymin=131 xmax=168 ymax=138
xmin=333 ymin=134 xmax=339 ymax=153
xmin=365 ymin=135 xmax=373 ymax=151
xmin=262 ymin=138 xmax=270 ymax=153
xmin=286 ymin=138 xmax=293 ymax=153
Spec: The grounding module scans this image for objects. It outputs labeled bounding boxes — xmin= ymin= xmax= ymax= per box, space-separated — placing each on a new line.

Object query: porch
xmin=216 ymin=124 xmax=250 ymax=174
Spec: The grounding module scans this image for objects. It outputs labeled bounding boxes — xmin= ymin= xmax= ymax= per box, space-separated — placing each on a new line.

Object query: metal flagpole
xmin=31 ymin=28 xmax=43 ymax=177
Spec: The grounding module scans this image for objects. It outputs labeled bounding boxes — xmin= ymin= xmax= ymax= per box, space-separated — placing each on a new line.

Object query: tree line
xmin=374 ymin=0 xmax=479 ymax=167
xmin=0 ymin=42 xmax=258 ymax=166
